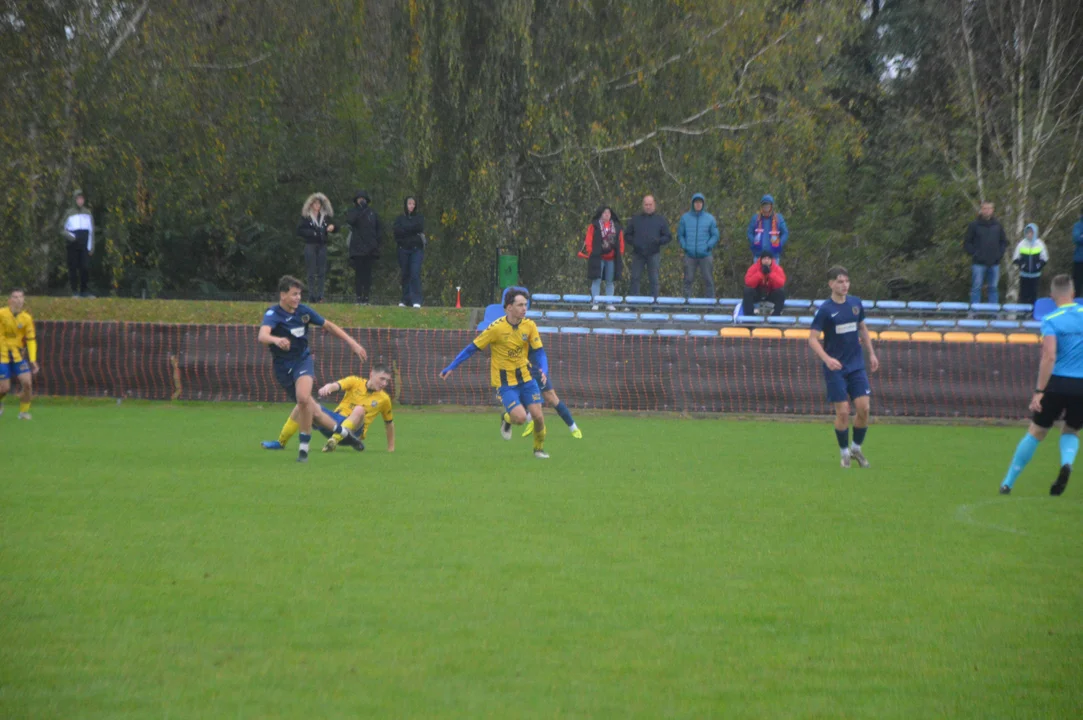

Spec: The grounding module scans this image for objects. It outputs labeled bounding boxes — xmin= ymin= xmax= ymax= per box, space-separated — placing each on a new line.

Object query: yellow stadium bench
xmin=944 ymin=331 xmax=974 ymax=343
xmin=784 ymin=328 xmax=812 ymax=340
xmin=976 ymin=332 xmax=1007 ymax=344
xmin=878 ymin=330 xmax=911 ymax=341
xmin=910 ymin=331 xmax=942 ymax=342
xmin=752 ymin=327 xmax=783 ymax=339
xmin=720 ymin=327 xmax=751 ymax=338
xmin=1008 ymin=333 xmax=1040 ymax=344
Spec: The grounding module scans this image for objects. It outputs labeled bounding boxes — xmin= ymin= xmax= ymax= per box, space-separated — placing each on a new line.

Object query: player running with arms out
xmin=999 ymin=274 xmax=1083 ymax=496
xmin=521 ymin=346 xmax=582 ymax=439
xmin=318 ymin=363 xmax=395 ymax=453
xmin=439 ymin=289 xmax=550 ymax=459
xmin=258 ymin=275 xmax=367 ymax=463
xmin=0 ymin=289 xmax=39 ymax=419
xmin=808 ymin=266 xmax=880 ymax=468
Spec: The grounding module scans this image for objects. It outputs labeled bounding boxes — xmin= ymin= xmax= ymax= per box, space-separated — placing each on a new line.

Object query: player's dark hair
xmin=10 ymin=288 xmax=25 ymax=296
xmin=827 ymin=266 xmax=849 ymax=281
xmin=371 ymin=363 xmax=391 ymax=375
xmin=504 ymin=289 xmax=530 ymax=308
xmin=1051 ymin=274 xmax=1074 ymax=296
xmin=278 ymin=275 xmax=304 ymax=293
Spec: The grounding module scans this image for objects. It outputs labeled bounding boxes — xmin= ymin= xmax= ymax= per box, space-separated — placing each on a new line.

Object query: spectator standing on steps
xmin=296 ymin=192 xmax=335 ymax=303
xmin=678 ymin=192 xmax=719 ymax=298
xmin=625 ymin=194 xmax=671 ymax=298
xmin=393 ymin=196 xmax=426 ymax=308
xmin=577 ymin=205 xmax=625 ymax=310
xmin=742 ymin=252 xmax=787 ymax=316
xmin=1072 ymin=208 xmax=1083 ymax=293
xmin=61 ymin=190 xmax=95 ymax=298
xmin=746 ymin=194 xmax=788 ymax=259
xmin=345 ymin=190 xmax=382 ymax=305
xmin=1012 ymin=223 xmax=1048 ymax=306
xmin=964 ymin=200 xmax=1009 ymax=304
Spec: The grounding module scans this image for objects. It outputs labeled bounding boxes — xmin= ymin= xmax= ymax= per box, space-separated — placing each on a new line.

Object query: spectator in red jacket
xmin=577 ymin=205 xmax=625 ymax=310
xmin=742 ymin=252 xmax=786 ymax=316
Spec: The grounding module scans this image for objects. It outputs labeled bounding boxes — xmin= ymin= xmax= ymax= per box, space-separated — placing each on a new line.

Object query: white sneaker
xmin=17 ymin=412 xmax=31 ymax=420
xmin=398 ymin=303 xmax=406 ymax=307
xmin=591 ymin=305 xmax=599 ymax=311
xmin=606 ymin=304 xmax=616 ymax=311
xmin=534 ymin=450 xmax=550 ymax=459
xmin=500 ymin=415 xmax=512 ymax=440
xmin=412 ymin=303 xmax=421 ymax=308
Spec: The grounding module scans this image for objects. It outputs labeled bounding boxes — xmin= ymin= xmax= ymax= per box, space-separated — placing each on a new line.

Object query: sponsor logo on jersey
xmin=836 ymin=322 xmax=858 ymax=334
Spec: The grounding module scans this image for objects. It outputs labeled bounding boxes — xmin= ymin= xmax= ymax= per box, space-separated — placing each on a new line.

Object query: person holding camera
xmin=742 ymin=252 xmax=786 ymax=317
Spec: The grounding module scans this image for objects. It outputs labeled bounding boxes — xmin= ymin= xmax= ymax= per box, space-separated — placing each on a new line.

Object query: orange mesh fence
xmin=36 ymin=321 xmax=1037 ymax=419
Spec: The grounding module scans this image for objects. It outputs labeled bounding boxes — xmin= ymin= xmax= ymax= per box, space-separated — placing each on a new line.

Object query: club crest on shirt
xmin=521 ymin=334 xmax=528 ymax=341
xmin=371 ymin=400 xmax=378 ymax=408
xmin=301 ymin=314 xmax=311 ymax=324
xmin=852 ymin=305 xmax=860 ymax=315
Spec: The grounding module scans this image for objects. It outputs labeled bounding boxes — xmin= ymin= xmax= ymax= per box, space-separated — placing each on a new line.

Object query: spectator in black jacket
xmin=345 ymin=190 xmax=381 ymax=305
xmin=624 ymin=194 xmax=671 ymax=298
xmin=296 ymin=192 xmax=335 ymax=302
xmin=964 ymin=201 xmax=1009 ymax=304
xmin=393 ymin=196 xmax=425 ymax=308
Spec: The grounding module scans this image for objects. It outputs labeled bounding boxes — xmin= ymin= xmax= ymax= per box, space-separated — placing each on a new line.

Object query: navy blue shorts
xmin=497 ymin=379 xmax=542 ymax=413
xmin=317 ymin=405 xmax=347 ymax=438
xmin=0 ymin=359 xmax=30 ymax=381
xmin=273 ymin=355 xmax=315 ymax=403
xmin=824 ymin=367 xmax=871 ymax=404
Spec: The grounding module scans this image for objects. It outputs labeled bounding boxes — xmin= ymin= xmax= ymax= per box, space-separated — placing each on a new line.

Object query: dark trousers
xmin=629 ymin=252 xmax=661 ymax=297
xmin=1074 ymin=263 xmax=1083 ymax=298
xmin=351 ymin=255 xmax=377 ymax=303
xmin=66 ymin=242 xmax=89 ymax=294
xmin=398 ymin=247 xmax=424 ymax=306
xmin=682 ymin=256 xmax=715 ymax=298
xmin=742 ymin=287 xmax=786 ymax=316
xmin=303 ymin=243 xmax=327 ymax=301
xmin=1019 ymin=276 xmax=1040 ymax=305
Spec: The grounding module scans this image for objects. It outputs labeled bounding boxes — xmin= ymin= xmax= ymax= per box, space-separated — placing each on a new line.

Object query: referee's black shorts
xmin=1033 ymin=376 xmax=1083 ymax=430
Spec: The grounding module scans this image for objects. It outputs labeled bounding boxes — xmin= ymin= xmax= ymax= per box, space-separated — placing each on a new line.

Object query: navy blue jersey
xmin=810 ymin=296 xmax=866 ymax=371
xmin=261 ymin=303 xmax=325 ymax=361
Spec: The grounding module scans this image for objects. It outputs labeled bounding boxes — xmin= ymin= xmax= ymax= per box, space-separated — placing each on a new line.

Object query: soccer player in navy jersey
xmin=257 ymin=275 xmax=367 ymax=463
xmin=808 ymin=266 xmax=880 ymax=468
xmin=999 ymin=274 xmax=1083 ymax=496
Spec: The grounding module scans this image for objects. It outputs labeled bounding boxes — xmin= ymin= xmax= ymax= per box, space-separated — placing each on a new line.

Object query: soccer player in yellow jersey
xmin=440 ymin=289 xmax=549 ymax=458
xmin=318 ymin=364 xmax=396 ymax=453
xmin=0 ymin=289 xmax=39 ymax=420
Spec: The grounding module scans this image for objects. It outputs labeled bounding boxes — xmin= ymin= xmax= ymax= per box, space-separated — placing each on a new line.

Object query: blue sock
xmin=1060 ymin=434 xmax=1079 ymax=467
xmin=835 ymin=428 xmax=849 ymax=450
xmin=1002 ymin=433 xmax=1040 ymax=488
xmin=555 ymin=401 xmax=575 ymax=428
xmin=853 ymin=426 xmax=867 ymax=447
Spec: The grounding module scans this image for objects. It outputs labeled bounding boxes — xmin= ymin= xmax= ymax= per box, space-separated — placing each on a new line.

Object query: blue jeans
xmin=590 ymin=259 xmax=615 ymax=298
xmin=398 ymin=247 xmax=424 ymax=305
xmin=970 ymin=264 xmax=1000 ymax=304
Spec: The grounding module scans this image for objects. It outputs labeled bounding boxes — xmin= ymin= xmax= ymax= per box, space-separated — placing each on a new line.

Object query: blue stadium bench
xmin=970 ymin=303 xmax=1001 ymax=313
xmin=525 ymin=309 xmax=544 ymax=320
xmin=813 ymin=299 xmax=828 ymax=309
xmin=688 ymin=298 xmax=718 ymax=307
xmin=644 ymin=313 xmax=671 ymax=322
xmin=735 ymin=315 xmax=765 ymax=324
xmin=862 ymin=299 xmax=876 ymax=309
xmin=1023 ymin=320 xmax=1042 ymax=330
xmin=896 ymin=319 xmax=925 ymax=329
xmin=767 ymin=315 xmax=799 ymax=325
xmin=592 ymin=327 xmax=622 ymax=335
xmin=703 ymin=314 xmax=732 ymax=324
xmin=544 ymin=310 xmax=575 ymax=321
xmin=925 ymin=319 xmax=955 ymax=329
xmin=864 ymin=317 xmax=892 ymax=328
xmin=576 ymin=311 xmax=607 ymax=321
xmin=562 ymin=294 xmax=593 ymax=304
xmin=957 ymin=319 xmax=990 ymax=330
xmin=938 ymin=302 xmax=969 ymax=312
xmin=625 ymin=328 xmax=655 ymax=336
xmin=1002 ymin=303 xmax=1033 ymax=314
xmin=876 ymin=300 xmax=906 ymax=311
xmin=908 ymin=301 xmax=938 ymax=312
xmin=785 ymin=299 xmax=812 ymax=310
xmin=537 ymin=326 xmax=558 ymax=334
xmin=608 ymin=312 xmax=639 ymax=322
xmin=531 ymin=293 xmax=561 ymax=303
xmin=990 ymin=320 xmax=1021 ymax=329
xmin=718 ymin=298 xmax=742 ymax=308
xmin=623 ymin=296 xmax=655 ymax=306
xmin=798 ymin=316 xmax=815 ymax=326
xmin=592 ymin=295 xmax=622 ymax=305
xmin=657 ymin=329 xmax=687 ymax=337
xmin=672 ymin=313 xmax=703 ymax=323
xmin=688 ymin=329 xmax=720 ymax=338
xmin=655 ymin=297 xmax=686 ymax=306
xmin=559 ymin=326 xmax=590 ymax=334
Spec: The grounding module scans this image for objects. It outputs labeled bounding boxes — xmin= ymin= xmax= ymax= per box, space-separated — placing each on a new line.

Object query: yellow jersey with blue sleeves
xmin=472 ymin=317 xmax=543 ymax=387
xmin=333 ymin=376 xmax=394 ymax=436
xmin=0 ymin=307 xmax=36 ymax=364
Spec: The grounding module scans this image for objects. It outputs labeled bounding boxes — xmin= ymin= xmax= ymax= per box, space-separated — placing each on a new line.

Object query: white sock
xmin=840 ymin=447 xmax=851 ymax=457
xmin=851 ymin=443 xmax=861 ymax=452
xmin=569 ymin=423 xmax=578 ymax=432
xmin=299 ymin=441 xmax=310 ymax=453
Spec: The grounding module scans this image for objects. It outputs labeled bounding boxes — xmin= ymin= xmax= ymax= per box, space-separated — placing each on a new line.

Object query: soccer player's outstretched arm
xmin=859 ymin=322 xmax=879 ymax=372
xmin=258 ymin=324 xmax=291 ymax=351
xmin=322 ymin=320 xmax=367 ymax=361
xmin=317 ymin=381 xmax=342 ymax=398
xmin=1031 ymin=335 xmax=1058 ymax=412
xmin=439 ymin=343 xmax=479 ymax=379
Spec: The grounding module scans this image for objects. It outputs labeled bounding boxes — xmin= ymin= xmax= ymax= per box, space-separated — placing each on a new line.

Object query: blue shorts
xmin=273 ymin=355 xmax=315 ymax=403
xmin=0 ymin=359 xmax=30 ymax=381
xmin=824 ymin=367 xmax=871 ymax=404
xmin=317 ymin=405 xmax=347 ymax=439
xmin=497 ymin=380 xmax=542 ymax=414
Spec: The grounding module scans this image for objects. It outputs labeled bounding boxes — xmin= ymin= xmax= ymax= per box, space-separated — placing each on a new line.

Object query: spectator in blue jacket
xmin=678 ymin=192 xmax=719 ymax=298
xmin=747 ymin=194 xmax=788 ymax=258
xmin=1073 ymin=208 xmax=1083 ymax=293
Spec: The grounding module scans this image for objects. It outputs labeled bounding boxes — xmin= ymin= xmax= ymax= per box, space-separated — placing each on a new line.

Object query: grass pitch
xmin=2 ymin=402 xmax=1082 ymax=718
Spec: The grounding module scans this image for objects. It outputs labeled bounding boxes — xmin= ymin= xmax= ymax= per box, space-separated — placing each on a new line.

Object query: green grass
xmin=3 ymin=402 xmax=1082 ymax=718
xmin=26 ymin=297 xmax=473 ymax=329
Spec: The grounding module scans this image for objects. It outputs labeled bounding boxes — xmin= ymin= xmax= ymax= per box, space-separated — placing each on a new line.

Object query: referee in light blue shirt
xmin=1000 ymin=274 xmax=1083 ymax=495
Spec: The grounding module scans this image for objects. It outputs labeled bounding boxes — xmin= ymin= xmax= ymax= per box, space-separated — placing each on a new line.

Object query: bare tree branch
xmin=188 ymin=52 xmax=272 ymax=71
xmin=657 ymin=144 xmax=683 ymax=189
xmin=103 ymin=0 xmax=152 ymax=66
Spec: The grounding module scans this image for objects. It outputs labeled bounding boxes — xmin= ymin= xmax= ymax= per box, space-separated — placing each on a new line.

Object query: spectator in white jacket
xmin=1012 ymin=222 xmax=1049 ymax=305
xmin=61 ymin=190 xmax=95 ymax=298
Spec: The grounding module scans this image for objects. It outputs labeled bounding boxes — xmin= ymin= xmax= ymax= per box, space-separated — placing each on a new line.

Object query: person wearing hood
xmin=577 ymin=205 xmax=625 ymax=309
xmin=61 ymin=190 xmax=95 ymax=298
xmin=624 ymin=194 xmax=671 ymax=298
xmin=746 ymin=194 xmax=788 ymax=259
xmin=677 ymin=192 xmax=719 ymax=298
xmin=296 ymin=192 xmax=335 ymax=303
xmin=964 ymin=201 xmax=1009 ymax=304
xmin=345 ymin=190 xmax=382 ymax=305
xmin=742 ymin=252 xmax=787 ymax=317
xmin=1073 ymin=208 xmax=1083 ymax=293
xmin=1012 ymin=223 xmax=1049 ymax=305
xmin=393 ymin=196 xmax=425 ymax=308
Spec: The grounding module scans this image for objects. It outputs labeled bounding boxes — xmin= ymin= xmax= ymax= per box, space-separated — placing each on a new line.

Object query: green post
xmin=497 ymin=251 xmax=519 ymax=291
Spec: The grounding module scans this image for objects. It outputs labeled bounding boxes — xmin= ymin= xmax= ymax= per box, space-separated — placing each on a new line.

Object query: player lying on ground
xmin=0 ymin=289 xmax=39 ymax=420
xmin=262 ymin=402 xmax=363 ymax=451
xmin=317 ymin=364 xmax=395 ymax=453
xmin=999 ymin=274 xmax=1082 ymax=496
xmin=521 ymin=346 xmax=582 ymax=439
xmin=808 ymin=266 xmax=880 ymax=469
xmin=439 ymin=289 xmax=550 ymax=458
xmin=257 ymin=275 xmax=367 ymax=463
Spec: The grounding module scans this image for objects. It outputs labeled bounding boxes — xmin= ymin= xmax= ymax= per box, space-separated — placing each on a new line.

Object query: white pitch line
xmin=954 ymin=497 xmax=1036 ymax=536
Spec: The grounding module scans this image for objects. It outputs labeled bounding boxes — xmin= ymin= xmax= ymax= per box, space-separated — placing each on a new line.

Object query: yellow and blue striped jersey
xmin=333 ymin=376 xmax=394 ymax=437
xmin=0 ymin=308 xmax=36 ymax=364
xmin=472 ymin=317 xmax=543 ymax=387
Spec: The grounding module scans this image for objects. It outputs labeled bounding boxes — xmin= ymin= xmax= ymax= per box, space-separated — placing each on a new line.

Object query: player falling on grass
xmin=318 ymin=363 xmax=395 ymax=453
xmin=999 ymin=274 xmax=1083 ymax=496
xmin=257 ymin=275 xmax=367 ymax=463
xmin=520 ymin=347 xmax=582 ymax=439
xmin=0 ymin=289 xmax=39 ymax=420
xmin=808 ymin=266 xmax=880 ymax=469
xmin=439 ymin=289 xmax=550 ymax=459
